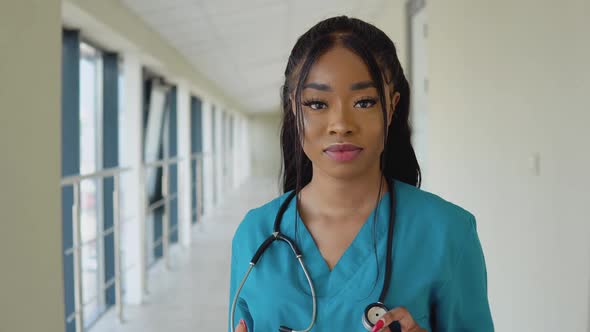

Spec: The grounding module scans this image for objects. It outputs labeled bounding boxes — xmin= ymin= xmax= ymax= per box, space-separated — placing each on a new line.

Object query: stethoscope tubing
xmin=230 ymin=178 xmax=395 ymax=332
xmin=230 ymin=234 xmax=317 ymax=332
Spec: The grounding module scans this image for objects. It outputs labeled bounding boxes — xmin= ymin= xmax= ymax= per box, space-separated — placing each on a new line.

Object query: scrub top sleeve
xmin=228 ymin=248 xmax=254 ymax=332
xmin=433 ymin=214 xmax=494 ymax=332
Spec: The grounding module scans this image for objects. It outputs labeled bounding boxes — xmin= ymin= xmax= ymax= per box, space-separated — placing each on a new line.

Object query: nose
xmin=328 ymin=103 xmax=355 ymax=137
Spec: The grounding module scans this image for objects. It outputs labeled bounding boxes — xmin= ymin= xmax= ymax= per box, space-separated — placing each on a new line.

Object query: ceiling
xmin=122 ymin=0 xmax=389 ymax=113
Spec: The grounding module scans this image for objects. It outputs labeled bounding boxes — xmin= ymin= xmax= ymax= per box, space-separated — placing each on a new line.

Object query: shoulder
xmin=231 ymin=191 xmax=294 ymax=254
xmin=394 ymin=179 xmax=477 ymax=242
xmin=394 ymin=180 xmax=482 ymax=279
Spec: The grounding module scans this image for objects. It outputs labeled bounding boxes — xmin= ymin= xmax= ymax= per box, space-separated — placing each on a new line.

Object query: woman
xmin=228 ymin=16 xmax=493 ymax=332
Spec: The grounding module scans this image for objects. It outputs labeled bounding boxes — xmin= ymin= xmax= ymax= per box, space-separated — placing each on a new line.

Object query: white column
xmin=225 ymin=112 xmax=232 ymax=189
xmin=202 ymin=100 xmax=215 ymax=215
xmin=121 ymin=52 xmax=145 ymax=304
xmin=241 ymin=116 xmax=252 ymax=182
xmin=215 ymin=108 xmax=224 ymax=204
xmin=232 ymin=114 xmax=240 ymax=188
xmin=176 ymin=81 xmax=192 ymax=247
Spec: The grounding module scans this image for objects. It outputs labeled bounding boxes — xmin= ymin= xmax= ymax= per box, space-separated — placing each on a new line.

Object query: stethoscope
xmin=230 ymin=177 xmax=399 ymax=332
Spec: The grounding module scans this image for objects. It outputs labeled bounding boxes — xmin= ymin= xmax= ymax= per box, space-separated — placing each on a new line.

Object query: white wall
xmin=372 ymin=0 xmax=409 ymax=67
xmin=0 ymin=1 xmax=65 ymax=331
xmin=248 ymin=112 xmax=282 ymax=187
xmin=426 ymin=1 xmax=590 ymax=331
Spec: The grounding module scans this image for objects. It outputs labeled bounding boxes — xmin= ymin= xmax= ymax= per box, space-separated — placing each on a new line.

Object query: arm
xmin=433 ymin=214 xmax=494 ymax=331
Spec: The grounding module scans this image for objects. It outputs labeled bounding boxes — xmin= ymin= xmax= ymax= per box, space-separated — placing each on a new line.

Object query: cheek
xmin=302 ymin=124 xmax=323 ymax=153
xmin=301 ymin=114 xmax=323 ymax=139
xmin=301 ymin=121 xmax=333 ymax=164
xmin=364 ymin=118 xmax=387 ymax=152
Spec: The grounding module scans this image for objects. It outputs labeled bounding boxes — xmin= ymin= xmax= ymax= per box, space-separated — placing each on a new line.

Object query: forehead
xmin=304 ymin=46 xmax=372 ymax=87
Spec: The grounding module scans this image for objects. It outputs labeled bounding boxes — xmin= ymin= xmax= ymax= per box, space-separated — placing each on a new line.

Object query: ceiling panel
xmin=122 ymin=0 xmax=389 ymax=112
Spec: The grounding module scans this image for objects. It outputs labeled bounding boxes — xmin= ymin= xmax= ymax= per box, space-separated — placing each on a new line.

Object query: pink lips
xmin=324 ymin=144 xmax=363 ymax=162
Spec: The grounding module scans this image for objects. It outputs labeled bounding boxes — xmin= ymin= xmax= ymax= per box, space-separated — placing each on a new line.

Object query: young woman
xmin=228 ymin=16 xmax=493 ymax=332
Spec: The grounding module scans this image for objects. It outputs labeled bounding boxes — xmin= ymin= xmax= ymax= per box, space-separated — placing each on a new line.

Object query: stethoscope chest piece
xmin=362 ymin=302 xmax=388 ymax=331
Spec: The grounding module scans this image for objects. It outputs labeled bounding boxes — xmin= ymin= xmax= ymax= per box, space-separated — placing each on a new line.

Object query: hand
xmin=235 ymin=319 xmax=248 ymax=332
xmin=371 ymin=306 xmax=426 ymax=332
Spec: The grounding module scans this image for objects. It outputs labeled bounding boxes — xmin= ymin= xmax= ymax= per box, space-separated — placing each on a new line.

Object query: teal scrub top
xmin=228 ymin=179 xmax=494 ymax=331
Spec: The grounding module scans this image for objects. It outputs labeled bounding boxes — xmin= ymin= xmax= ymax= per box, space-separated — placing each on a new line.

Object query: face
xmin=292 ymin=46 xmax=401 ymax=181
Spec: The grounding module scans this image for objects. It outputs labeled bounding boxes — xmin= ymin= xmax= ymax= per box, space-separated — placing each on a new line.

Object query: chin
xmin=318 ymin=163 xmax=369 ymax=180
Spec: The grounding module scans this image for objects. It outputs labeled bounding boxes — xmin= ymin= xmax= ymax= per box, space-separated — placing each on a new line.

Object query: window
xmin=142 ymin=75 xmax=171 ymax=264
xmin=79 ymin=41 xmax=105 ymax=327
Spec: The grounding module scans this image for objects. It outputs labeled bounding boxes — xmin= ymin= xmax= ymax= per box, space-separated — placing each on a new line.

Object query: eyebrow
xmin=350 ymin=80 xmax=376 ymax=90
xmin=303 ymin=82 xmax=332 ymax=91
xmin=302 ymin=80 xmax=376 ymax=92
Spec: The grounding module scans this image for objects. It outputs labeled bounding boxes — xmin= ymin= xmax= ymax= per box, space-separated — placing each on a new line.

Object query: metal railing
xmin=60 ymin=151 xmax=218 ymax=330
xmin=61 ymin=166 xmax=130 ymax=332
xmin=142 ymin=156 xmax=182 ymax=292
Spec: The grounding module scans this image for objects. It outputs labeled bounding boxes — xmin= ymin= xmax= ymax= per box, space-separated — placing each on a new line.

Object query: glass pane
xmin=80 ymin=179 xmax=99 ymax=324
xmin=79 ymin=42 xmax=104 ymax=327
xmin=82 ymin=243 xmax=98 ymax=323
xmin=144 ymin=80 xmax=168 ymax=199
xmin=80 ymin=56 xmax=98 ymax=175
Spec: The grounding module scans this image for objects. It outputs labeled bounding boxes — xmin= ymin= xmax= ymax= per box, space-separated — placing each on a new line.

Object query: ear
xmin=387 ymin=91 xmax=401 ymax=127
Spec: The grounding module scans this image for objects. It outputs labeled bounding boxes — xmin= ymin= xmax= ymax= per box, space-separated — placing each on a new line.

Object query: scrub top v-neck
xmin=228 ymin=179 xmax=494 ymax=332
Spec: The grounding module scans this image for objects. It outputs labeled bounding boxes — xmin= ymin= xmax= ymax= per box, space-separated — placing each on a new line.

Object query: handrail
xmin=61 ymin=154 xmax=206 ymax=330
xmin=61 ymin=166 xmax=130 ymax=331
xmin=143 ymin=156 xmax=182 ymax=169
xmin=141 ymin=156 xmax=184 ymax=289
xmin=60 ymin=166 xmax=131 ymax=186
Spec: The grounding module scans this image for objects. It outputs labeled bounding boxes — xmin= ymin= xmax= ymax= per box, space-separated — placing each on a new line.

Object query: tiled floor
xmin=90 ymin=177 xmax=280 ymax=332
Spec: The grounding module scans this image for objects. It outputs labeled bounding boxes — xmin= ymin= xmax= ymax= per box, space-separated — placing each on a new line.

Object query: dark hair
xmin=279 ymin=16 xmax=421 ymax=194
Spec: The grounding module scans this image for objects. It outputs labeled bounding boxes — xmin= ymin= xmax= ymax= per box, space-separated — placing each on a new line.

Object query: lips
xmin=324 ymin=144 xmax=363 ymax=152
xmin=324 ymin=144 xmax=363 ymax=162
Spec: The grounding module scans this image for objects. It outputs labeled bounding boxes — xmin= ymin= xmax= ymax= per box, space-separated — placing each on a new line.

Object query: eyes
xmin=301 ymin=97 xmax=378 ymax=111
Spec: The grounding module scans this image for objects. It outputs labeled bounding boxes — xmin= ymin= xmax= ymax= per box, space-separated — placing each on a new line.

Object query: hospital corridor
xmin=90 ymin=177 xmax=278 ymax=332
xmin=1 ymin=1 xmax=589 ymax=332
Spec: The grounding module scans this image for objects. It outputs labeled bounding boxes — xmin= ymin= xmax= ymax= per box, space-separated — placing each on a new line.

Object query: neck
xmin=300 ymin=165 xmax=388 ymax=219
